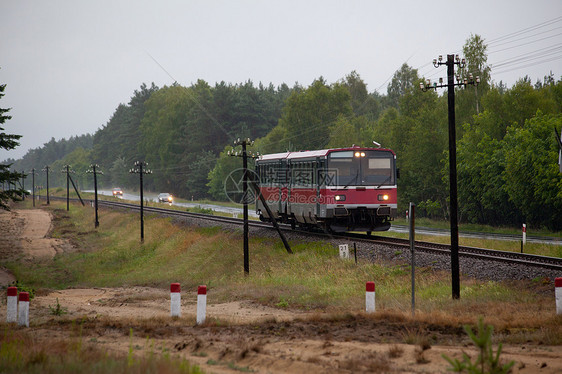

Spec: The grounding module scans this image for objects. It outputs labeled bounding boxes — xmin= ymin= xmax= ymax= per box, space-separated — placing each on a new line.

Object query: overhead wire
xmin=378 ymin=15 xmax=562 ymax=90
xmin=491 ymin=47 xmax=562 ymax=69
xmin=486 ymin=16 xmax=562 ymax=45
xmin=485 ymin=16 xmax=562 ymax=80
xmin=273 ymin=16 xmax=562 ymax=155
xmin=149 ymin=16 xmax=562 ymax=163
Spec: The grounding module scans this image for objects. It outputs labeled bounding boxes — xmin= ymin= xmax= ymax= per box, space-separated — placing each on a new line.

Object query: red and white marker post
xmin=196 ymin=285 xmax=207 ymax=325
xmin=170 ymin=283 xmax=181 ymax=317
xmin=6 ymin=287 xmax=17 ymax=323
xmin=556 ymin=278 xmax=562 ymax=315
xmin=366 ymin=281 xmax=375 ymax=313
xmin=18 ymin=292 xmax=30 ymax=327
xmin=522 ymin=224 xmax=527 ymax=246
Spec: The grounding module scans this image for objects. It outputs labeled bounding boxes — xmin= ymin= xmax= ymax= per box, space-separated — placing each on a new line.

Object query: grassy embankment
xmin=5 ymin=199 xmax=561 ymax=331
xmin=2 ymin=199 xmax=562 ymax=372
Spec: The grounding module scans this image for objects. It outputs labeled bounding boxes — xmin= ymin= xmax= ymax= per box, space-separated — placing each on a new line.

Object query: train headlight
xmin=335 ymin=195 xmax=346 ymax=202
xmin=354 ymin=152 xmax=366 ymax=157
xmin=377 ymin=194 xmax=389 ymax=201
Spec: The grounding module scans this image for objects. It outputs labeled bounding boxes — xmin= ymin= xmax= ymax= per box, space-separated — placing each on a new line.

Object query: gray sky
xmin=1 ymin=0 xmax=561 ymax=161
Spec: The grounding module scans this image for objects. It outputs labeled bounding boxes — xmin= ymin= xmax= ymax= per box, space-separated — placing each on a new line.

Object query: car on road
xmin=158 ymin=193 xmax=173 ymax=203
xmin=112 ymin=188 xmax=123 ymax=197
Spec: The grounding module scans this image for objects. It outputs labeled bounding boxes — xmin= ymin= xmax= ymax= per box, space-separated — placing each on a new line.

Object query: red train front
xmin=255 ymin=146 xmax=398 ymax=233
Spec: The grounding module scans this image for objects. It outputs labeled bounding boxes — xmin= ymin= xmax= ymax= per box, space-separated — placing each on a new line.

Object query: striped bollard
xmin=366 ymin=281 xmax=375 ymax=313
xmin=196 ymin=285 xmax=207 ymax=325
xmin=6 ymin=287 xmax=17 ymax=323
xmin=170 ymin=283 xmax=181 ymax=317
xmin=554 ymin=278 xmax=562 ymax=314
xmin=18 ymin=292 xmax=30 ymax=327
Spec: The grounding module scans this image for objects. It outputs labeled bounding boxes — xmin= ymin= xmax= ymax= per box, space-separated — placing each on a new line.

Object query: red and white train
xmin=255 ymin=146 xmax=398 ymax=233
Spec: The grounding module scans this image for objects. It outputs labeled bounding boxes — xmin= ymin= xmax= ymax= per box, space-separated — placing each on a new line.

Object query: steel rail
xmin=43 ymin=195 xmax=562 ymax=271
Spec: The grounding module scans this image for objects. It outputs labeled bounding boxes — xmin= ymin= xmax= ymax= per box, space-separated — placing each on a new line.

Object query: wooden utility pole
xmin=87 ymin=164 xmax=103 ymax=228
xmin=129 ymin=161 xmax=151 ymax=241
xmin=421 ymin=54 xmax=479 ymax=299
xmin=42 ymin=165 xmax=51 ymax=205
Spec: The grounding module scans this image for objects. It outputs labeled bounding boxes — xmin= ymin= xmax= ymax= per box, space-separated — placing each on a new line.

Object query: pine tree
xmin=0 ymin=76 xmax=24 ymax=210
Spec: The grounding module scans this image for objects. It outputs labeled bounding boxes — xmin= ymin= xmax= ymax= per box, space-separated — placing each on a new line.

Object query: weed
xmin=415 ymin=346 xmax=430 ymax=364
xmin=442 ymin=317 xmax=515 ymax=373
xmin=0 ymin=327 xmax=202 ymax=373
xmin=8 ymin=280 xmax=35 ymax=299
xmin=128 ymin=328 xmax=134 ymax=367
xmin=401 ymin=326 xmax=430 ymax=347
xmin=387 ymin=344 xmax=404 ymax=358
xmin=227 ymin=362 xmax=255 ymax=372
xmin=186 ymin=206 xmax=215 ymax=215
xmin=276 ymin=298 xmax=289 ymax=308
xmin=48 ymin=297 xmax=68 ymax=316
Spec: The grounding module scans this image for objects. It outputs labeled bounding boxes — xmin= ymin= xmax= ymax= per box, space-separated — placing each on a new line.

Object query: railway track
xmin=45 ymin=196 xmax=562 ymax=272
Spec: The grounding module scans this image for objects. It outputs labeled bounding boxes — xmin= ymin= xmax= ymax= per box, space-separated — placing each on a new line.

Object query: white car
xmin=157 ymin=193 xmax=173 ymax=203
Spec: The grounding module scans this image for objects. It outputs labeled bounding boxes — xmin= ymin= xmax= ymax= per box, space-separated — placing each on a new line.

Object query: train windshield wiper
xmin=376 ymin=175 xmax=391 ymax=188
xmin=342 ymin=170 xmax=359 ymax=189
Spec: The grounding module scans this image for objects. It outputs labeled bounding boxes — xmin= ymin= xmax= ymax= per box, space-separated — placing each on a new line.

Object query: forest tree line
xmin=6 ymin=35 xmax=562 ymax=229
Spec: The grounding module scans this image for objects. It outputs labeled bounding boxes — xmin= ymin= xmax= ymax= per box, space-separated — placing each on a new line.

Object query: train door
xmin=280 ymin=159 xmax=288 ymax=215
xmin=315 ymin=157 xmax=321 ymax=217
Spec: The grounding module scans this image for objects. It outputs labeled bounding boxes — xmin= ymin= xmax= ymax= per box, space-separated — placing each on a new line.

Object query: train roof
xmin=257 ymin=147 xmax=395 ymax=162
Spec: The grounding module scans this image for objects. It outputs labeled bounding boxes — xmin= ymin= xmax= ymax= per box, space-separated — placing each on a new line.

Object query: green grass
xmin=0 ymin=328 xmax=202 ymax=374
xmin=3 ymin=199 xmax=562 ymax=374
xmin=7 ymin=200 xmax=561 ymax=333
xmin=392 ymin=217 xmax=562 ymax=238
xmin=376 ymin=229 xmax=562 ymax=258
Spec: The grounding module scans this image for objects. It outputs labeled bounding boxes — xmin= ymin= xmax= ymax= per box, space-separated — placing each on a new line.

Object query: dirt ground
xmin=1 ymin=207 xmax=562 ymax=373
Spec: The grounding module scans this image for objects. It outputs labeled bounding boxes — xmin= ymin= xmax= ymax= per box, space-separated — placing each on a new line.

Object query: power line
xmin=145 ymin=51 xmax=235 ymax=143
xmin=493 ymin=55 xmax=562 ymax=76
xmin=486 ymin=15 xmax=562 ymax=45
xmin=492 ymin=48 xmax=562 ymax=70
xmin=407 ymin=16 xmax=562 ymax=88
xmin=489 ymin=32 xmax=562 ymax=56
xmin=488 ymin=26 xmax=562 ymax=49
xmin=489 ymin=42 xmax=562 ymax=58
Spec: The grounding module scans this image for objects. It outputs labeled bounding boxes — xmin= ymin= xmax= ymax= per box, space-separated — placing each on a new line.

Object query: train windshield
xmin=326 ymin=150 xmax=395 ymax=187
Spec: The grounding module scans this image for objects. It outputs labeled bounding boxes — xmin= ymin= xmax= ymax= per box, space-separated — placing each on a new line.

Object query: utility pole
xmin=20 ymin=171 xmax=26 ymax=201
xmin=129 ymin=161 xmax=152 ymax=242
xmin=87 ymin=164 xmax=103 ymax=228
xmin=554 ymin=127 xmax=562 ymax=173
xmin=61 ymin=165 xmax=74 ymax=211
xmin=30 ymin=168 xmax=36 ymax=207
xmin=421 ymin=54 xmax=479 ymax=299
xmin=227 ymin=139 xmax=293 ymax=274
xmin=42 ymin=165 xmax=51 ymax=205
xmin=228 ymin=138 xmax=257 ymax=275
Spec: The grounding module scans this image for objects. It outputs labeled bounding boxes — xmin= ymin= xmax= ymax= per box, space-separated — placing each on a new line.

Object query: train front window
xmin=327 ymin=150 xmax=394 ymax=187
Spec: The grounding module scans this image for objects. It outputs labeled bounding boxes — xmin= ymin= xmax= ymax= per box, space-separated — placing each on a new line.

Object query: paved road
xmin=83 ymin=190 xmax=258 ymax=217
xmin=391 ymin=224 xmax=562 ymax=245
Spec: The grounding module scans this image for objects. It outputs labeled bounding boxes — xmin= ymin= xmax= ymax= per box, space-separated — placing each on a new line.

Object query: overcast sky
xmin=1 ymin=0 xmax=561 ymax=161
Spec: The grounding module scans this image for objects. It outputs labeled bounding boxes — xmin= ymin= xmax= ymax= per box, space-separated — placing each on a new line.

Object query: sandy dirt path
xmin=1 ymin=207 xmax=562 ymax=373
